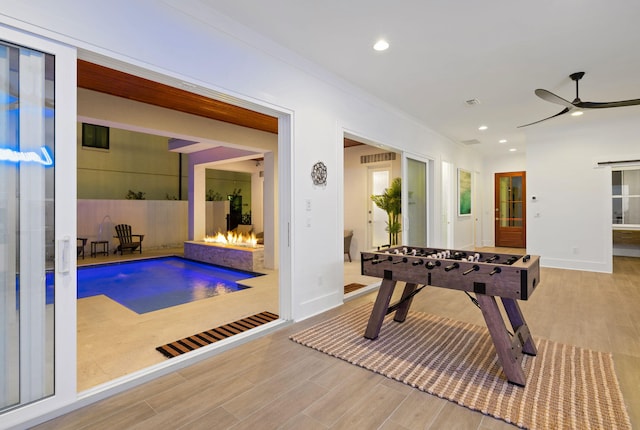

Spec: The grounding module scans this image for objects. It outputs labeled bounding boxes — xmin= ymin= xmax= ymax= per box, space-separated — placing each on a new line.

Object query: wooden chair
xmin=344 ymin=230 xmax=353 ymax=262
xmin=114 ymin=224 xmax=144 ymax=255
xmin=77 ymin=238 xmax=87 ymax=259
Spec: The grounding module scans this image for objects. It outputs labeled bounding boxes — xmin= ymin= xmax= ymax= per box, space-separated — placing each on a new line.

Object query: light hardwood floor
xmin=39 ymin=251 xmax=639 ymax=429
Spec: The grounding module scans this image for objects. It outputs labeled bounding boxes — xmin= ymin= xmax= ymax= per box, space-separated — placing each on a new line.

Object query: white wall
xmin=77 ymin=125 xmax=181 ymax=200
xmin=526 ymin=109 xmax=640 ymax=273
xmin=480 ymin=152 xmax=527 ymax=247
xmin=77 ymin=200 xmax=188 ymax=250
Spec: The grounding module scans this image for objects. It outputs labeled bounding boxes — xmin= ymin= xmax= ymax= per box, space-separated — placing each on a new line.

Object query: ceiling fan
xmin=518 ymin=72 xmax=640 ymax=127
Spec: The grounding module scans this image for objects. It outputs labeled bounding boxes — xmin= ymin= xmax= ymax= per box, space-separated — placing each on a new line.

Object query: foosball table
xmin=361 ymin=246 xmax=540 ymax=386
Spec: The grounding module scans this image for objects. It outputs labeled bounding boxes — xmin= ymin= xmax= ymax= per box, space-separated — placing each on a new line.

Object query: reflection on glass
xmin=499 ymin=176 xmax=523 ymax=227
xmin=612 ymin=169 xmax=640 ymax=225
xmin=407 ymin=158 xmax=426 ymax=247
xmin=0 ymin=41 xmax=55 ymax=412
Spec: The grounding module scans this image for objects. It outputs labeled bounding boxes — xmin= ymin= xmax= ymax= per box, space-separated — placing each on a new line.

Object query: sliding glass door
xmin=404 ymin=157 xmax=429 ymax=247
xmin=0 ymin=24 xmax=76 ymax=426
xmin=1 ymin=37 xmax=57 ymax=413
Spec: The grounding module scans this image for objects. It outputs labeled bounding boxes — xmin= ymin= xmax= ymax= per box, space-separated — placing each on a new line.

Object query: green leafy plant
xmin=371 ymin=177 xmax=401 ymax=246
xmin=125 ymin=190 xmax=146 ymax=200
xmin=241 ymin=211 xmax=252 ymax=225
xmin=206 ymin=189 xmax=225 ymax=201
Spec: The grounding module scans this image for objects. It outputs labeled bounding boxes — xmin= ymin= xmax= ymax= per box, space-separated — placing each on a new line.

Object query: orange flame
xmin=204 ymin=231 xmax=258 ymax=248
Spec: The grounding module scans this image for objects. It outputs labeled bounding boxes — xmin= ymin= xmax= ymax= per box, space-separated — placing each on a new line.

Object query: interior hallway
xmin=45 ymin=251 xmax=639 ymax=429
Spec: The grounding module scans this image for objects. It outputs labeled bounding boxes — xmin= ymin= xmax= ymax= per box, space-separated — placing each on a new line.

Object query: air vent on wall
xmin=360 ymin=152 xmax=397 ymax=164
xmin=461 ymin=139 xmax=481 ymax=146
xmin=465 ymin=98 xmax=481 ymax=106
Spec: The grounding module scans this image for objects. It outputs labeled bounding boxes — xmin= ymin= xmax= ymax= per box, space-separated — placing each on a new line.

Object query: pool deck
xmin=76 ymin=246 xmax=279 ymax=391
xmin=76 ymin=246 xmax=186 ymax=267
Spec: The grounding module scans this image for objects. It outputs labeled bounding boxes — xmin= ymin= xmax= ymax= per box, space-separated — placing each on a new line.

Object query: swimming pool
xmin=71 ymin=256 xmax=258 ymax=314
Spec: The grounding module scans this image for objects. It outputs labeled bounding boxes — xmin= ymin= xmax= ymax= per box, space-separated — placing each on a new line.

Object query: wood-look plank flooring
xmin=37 ymin=250 xmax=640 ymax=429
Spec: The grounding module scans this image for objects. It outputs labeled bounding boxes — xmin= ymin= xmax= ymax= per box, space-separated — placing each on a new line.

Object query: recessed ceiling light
xmin=478 ymin=125 xmax=488 ymax=131
xmin=509 ymin=148 xmax=517 ymax=152
xmin=571 ymin=110 xmax=584 ymax=117
xmin=499 ymin=139 xmax=507 ymax=143
xmin=373 ymin=39 xmax=389 ymax=51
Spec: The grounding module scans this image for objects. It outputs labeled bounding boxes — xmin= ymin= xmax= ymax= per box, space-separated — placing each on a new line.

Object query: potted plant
xmin=371 ymin=177 xmax=401 ymax=246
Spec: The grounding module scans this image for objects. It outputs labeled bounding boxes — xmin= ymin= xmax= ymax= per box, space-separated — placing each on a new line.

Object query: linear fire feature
xmin=183 ymin=241 xmax=264 ymax=272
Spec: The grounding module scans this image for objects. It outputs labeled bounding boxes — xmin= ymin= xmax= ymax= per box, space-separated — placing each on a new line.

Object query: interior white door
xmin=368 ymin=166 xmax=390 ymax=249
xmin=441 ymin=161 xmax=454 ymax=248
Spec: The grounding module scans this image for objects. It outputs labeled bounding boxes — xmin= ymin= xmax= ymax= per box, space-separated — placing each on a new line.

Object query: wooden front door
xmin=495 ymin=171 xmax=526 ymax=248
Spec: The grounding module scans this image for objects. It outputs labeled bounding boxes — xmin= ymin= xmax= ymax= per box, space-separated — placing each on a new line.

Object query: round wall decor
xmin=311 ymin=161 xmax=327 ymax=186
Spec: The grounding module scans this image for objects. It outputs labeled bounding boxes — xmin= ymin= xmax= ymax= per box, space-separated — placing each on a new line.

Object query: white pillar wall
xmin=251 ymin=170 xmax=263 ymax=234
xmin=189 ymin=164 xmax=206 ymax=241
xmin=263 ymin=151 xmax=276 ymax=269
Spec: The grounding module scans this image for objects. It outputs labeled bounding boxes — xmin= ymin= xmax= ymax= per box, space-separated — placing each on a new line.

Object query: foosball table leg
xmin=393 ymin=283 xmax=419 ymax=323
xmin=364 ymin=278 xmax=397 ymax=340
xmin=476 ymin=294 xmax=527 ymax=386
xmin=501 ymin=298 xmax=537 ymax=356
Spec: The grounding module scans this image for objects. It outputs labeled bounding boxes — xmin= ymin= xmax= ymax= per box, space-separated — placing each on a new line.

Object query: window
xmin=612 ymin=168 xmax=640 ymax=225
xmin=82 ymin=123 xmax=109 ymax=149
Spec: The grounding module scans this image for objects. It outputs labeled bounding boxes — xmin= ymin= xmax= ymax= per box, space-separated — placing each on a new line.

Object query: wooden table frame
xmin=361 ymin=248 xmax=540 ymax=386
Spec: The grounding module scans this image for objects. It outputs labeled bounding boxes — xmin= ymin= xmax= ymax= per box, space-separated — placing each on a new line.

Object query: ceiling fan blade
xmin=517 ymin=107 xmax=570 ymax=128
xmin=535 ymin=89 xmax=575 ymax=108
xmin=575 ymin=99 xmax=640 ymax=109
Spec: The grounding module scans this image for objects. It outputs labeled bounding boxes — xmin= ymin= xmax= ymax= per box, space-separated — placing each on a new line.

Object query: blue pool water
xmin=47 ymin=257 xmax=257 ymax=314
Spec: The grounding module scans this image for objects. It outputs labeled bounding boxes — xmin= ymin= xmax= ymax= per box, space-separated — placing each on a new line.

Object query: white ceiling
xmin=199 ymin=0 xmax=640 ymax=155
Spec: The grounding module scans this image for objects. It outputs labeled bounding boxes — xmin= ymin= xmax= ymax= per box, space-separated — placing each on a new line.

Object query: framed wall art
xmin=458 ymin=168 xmax=472 ymax=216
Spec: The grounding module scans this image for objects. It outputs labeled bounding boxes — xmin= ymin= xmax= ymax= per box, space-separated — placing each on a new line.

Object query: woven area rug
xmin=157 ymin=311 xmax=278 ymax=358
xmin=290 ymin=304 xmax=631 ymax=430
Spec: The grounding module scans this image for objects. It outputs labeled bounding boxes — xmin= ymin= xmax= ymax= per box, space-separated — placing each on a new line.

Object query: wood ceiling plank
xmin=77 ymin=60 xmax=278 ymax=134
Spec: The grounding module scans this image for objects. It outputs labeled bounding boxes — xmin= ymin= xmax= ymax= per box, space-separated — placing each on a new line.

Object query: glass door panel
xmin=406 ymin=157 xmax=427 ymax=247
xmin=0 ymin=40 xmax=55 ymax=412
